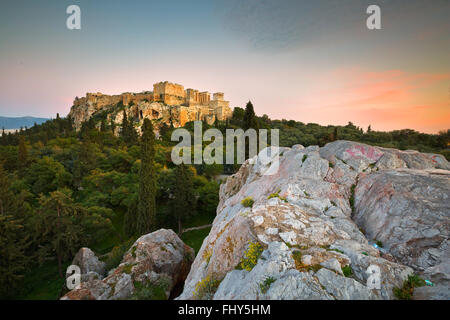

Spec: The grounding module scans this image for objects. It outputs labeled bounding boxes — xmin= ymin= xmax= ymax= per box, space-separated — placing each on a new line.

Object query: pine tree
xmin=37 ymin=189 xmax=84 ymax=278
xmin=170 ymin=164 xmax=196 ymax=235
xmin=0 ymin=164 xmax=29 ymax=298
xmin=136 ymin=119 xmax=157 ymax=235
xmin=18 ymin=135 xmax=28 ymax=177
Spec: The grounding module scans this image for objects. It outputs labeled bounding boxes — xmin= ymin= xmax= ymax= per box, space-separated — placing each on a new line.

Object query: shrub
xmin=259 ymin=277 xmax=276 ymax=294
xmin=349 ymin=184 xmax=356 ymax=212
xmin=241 ymin=197 xmax=254 ymax=208
xmin=267 ymin=189 xmax=287 ymax=202
xmin=376 ymin=240 xmax=383 ymax=248
xmin=342 ymin=265 xmax=353 ymax=277
xmin=236 ymin=241 xmax=264 ymax=271
xmin=103 ymin=238 xmax=135 ymax=271
xmin=131 ymin=278 xmax=169 ymax=300
xmin=393 ymin=274 xmax=426 ymax=300
xmin=193 ymin=274 xmax=222 ymax=300
xmin=302 ymin=154 xmax=308 ymax=162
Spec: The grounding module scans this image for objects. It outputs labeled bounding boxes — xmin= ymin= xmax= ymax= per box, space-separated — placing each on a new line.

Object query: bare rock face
xmin=177 ymin=140 xmax=449 ymax=300
xmin=62 ymin=229 xmax=194 ymax=300
xmin=353 ymin=169 xmax=450 ymax=298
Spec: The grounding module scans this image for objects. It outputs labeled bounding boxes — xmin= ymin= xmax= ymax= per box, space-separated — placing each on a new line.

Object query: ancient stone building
xmin=69 ymin=81 xmax=233 ymax=131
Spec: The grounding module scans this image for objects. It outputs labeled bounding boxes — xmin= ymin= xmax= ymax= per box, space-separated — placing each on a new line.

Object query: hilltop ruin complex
xmin=68 ymin=81 xmax=233 ymax=133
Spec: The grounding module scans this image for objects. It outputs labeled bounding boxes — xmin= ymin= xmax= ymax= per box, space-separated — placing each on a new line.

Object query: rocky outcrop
xmin=71 ymin=247 xmax=106 ymax=283
xmin=62 ymin=229 xmax=194 ymax=300
xmin=353 ymin=169 xmax=450 ymax=299
xmin=177 ymin=140 xmax=449 ymax=300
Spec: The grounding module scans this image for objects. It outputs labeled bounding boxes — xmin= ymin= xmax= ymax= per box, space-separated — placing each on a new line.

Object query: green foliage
xmin=349 ymin=184 xmax=356 ymax=212
xmin=393 ymin=274 xmax=426 ymax=300
xmin=136 ymin=119 xmax=157 ymax=235
xmin=243 ymin=101 xmax=258 ymax=131
xmin=103 ymin=238 xmax=135 ymax=272
xmin=131 ymin=280 xmax=168 ymax=300
xmin=376 ymin=240 xmax=383 ymax=248
xmin=170 ymin=163 xmax=197 ymax=234
xmin=35 ymin=189 xmax=85 ymax=277
xmin=26 ymin=156 xmax=72 ymax=195
xmin=120 ymin=110 xmax=138 ymax=147
xmin=259 ymin=276 xmax=276 ymax=294
xmin=237 ymin=241 xmax=263 ymax=271
xmin=342 ymin=265 xmax=353 ymax=277
xmin=241 ymin=197 xmax=254 ymax=208
xmin=302 ymin=154 xmax=308 ymax=162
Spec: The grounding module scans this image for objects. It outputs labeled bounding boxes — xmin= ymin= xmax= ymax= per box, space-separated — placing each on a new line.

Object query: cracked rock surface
xmin=177 ymin=140 xmax=449 ymax=300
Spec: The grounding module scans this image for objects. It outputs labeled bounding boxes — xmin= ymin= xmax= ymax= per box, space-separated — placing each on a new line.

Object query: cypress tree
xmin=170 ymin=164 xmax=196 ymax=235
xmin=243 ymin=101 xmax=258 ymax=131
xmin=136 ymin=118 xmax=157 ymax=235
xmin=243 ymin=101 xmax=258 ymax=159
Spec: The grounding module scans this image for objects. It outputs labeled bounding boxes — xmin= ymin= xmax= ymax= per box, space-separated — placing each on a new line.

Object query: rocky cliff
xmin=177 ymin=141 xmax=449 ymax=300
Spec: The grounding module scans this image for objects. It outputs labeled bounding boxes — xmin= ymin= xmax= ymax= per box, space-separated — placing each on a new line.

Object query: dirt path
xmin=182 ymin=224 xmax=212 ymax=234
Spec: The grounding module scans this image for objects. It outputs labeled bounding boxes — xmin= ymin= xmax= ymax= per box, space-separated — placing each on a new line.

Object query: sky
xmin=0 ymin=0 xmax=449 ymax=133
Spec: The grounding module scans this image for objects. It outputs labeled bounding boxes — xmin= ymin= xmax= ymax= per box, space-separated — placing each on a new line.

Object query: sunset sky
xmin=0 ymin=0 xmax=449 ymax=133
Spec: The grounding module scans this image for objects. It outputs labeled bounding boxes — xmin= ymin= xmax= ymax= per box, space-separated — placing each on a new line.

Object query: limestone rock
xmin=177 ymin=140 xmax=448 ymax=300
xmin=62 ymin=229 xmax=194 ymax=300
xmin=353 ymin=169 xmax=449 ymax=279
xmin=71 ymin=247 xmax=106 ymax=282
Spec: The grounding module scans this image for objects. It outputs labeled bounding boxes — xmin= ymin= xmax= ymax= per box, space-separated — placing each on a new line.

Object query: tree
xmin=18 ymin=135 xmax=28 ymax=176
xmin=0 ymin=164 xmax=29 ymax=298
xmin=121 ymin=110 xmax=138 ymax=147
xmin=0 ymin=214 xmax=28 ymax=298
xmin=232 ymin=107 xmax=245 ymax=125
xmin=136 ymin=119 xmax=157 ymax=235
xmin=243 ymin=101 xmax=258 ymax=131
xmin=243 ymin=101 xmax=259 ymax=159
xmin=36 ymin=189 xmax=84 ymax=278
xmin=26 ymin=156 xmax=72 ymax=195
xmin=169 ymin=164 xmax=196 ymax=234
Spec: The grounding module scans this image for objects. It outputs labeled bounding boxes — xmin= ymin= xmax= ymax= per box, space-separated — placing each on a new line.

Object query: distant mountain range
xmin=0 ymin=116 xmax=49 ymax=130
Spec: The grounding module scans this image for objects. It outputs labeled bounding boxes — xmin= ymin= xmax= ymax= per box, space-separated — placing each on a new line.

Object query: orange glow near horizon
xmin=266 ymin=68 xmax=450 ymax=133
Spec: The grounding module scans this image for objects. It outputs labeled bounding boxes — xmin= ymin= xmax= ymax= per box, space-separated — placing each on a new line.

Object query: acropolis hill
xmin=68 ymin=81 xmax=233 ymax=133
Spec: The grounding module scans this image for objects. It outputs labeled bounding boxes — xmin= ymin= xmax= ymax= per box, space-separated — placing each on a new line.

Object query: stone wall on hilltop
xmin=68 ymin=81 xmax=232 ymax=132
